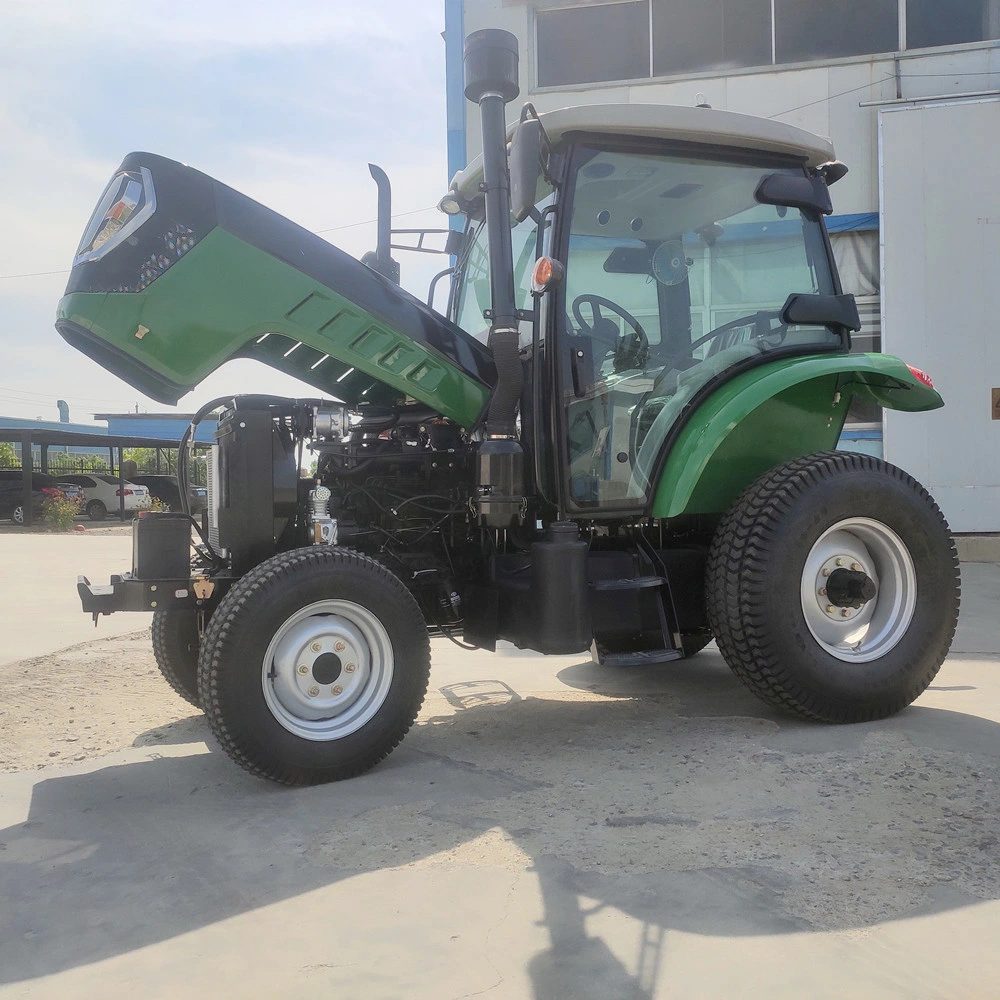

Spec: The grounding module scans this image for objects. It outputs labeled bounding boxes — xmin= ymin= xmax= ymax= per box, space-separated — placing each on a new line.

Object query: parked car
xmin=0 ymin=471 xmax=83 ymax=524
xmin=127 ymin=474 xmax=207 ymax=515
xmin=58 ymin=473 xmax=150 ymax=520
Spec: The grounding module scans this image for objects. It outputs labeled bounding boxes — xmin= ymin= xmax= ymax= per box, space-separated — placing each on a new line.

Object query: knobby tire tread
xmin=705 ymin=451 xmax=960 ymax=723
xmin=151 ymin=608 xmax=201 ymax=708
xmin=199 ymin=546 xmax=430 ymax=786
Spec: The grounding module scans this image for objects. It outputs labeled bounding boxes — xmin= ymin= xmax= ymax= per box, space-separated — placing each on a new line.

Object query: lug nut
xmin=822 ymin=568 xmax=831 ymax=577
xmin=345 ymin=663 xmax=356 ymax=673
xmin=826 ymin=605 xmax=836 ymax=614
xmin=818 ymin=588 xmax=827 ymax=596
xmin=311 ymin=642 xmax=322 ymax=653
xmin=332 ymin=684 xmax=343 ymax=695
xmin=297 ymin=664 xmax=309 ymax=675
xmin=841 ymin=609 xmax=851 ymax=618
xmin=334 ymin=641 xmax=346 ymax=652
xmin=836 ymin=558 xmax=845 ymax=567
xmin=308 ymin=686 xmax=320 ymax=697
xmin=851 ymin=562 xmax=861 ymax=572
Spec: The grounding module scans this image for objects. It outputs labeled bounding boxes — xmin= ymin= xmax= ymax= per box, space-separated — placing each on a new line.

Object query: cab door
xmin=552 ymin=142 xmax=840 ymax=516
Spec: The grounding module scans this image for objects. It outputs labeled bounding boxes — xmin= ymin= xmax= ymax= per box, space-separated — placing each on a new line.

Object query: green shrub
xmin=42 ymin=491 xmax=83 ymax=531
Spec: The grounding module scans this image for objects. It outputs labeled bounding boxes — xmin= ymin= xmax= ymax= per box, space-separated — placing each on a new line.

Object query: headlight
xmin=74 ymin=166 xmax=156 ymax=266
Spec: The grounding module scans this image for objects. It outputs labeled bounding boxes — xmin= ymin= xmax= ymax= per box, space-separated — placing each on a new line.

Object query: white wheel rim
xmin=12 ymin=506 xmax=23 ymax=524
xmin=261 ymin=600 xmax=394 ymax=741
xmin=799 ymin=517 xmax=917 ymax=663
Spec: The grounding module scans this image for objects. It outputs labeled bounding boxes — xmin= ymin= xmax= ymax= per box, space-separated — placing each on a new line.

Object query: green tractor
xmin=59 ymin=30 xmax=959 ymax=785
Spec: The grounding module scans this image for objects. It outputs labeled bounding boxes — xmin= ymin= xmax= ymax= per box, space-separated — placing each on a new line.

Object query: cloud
xmin=0 ymin=0 xmax=454 ymax=421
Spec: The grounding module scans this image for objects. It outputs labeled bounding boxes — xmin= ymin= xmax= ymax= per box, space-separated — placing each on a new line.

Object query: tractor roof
xmin=450 ymin=103 xmax=836 ymax=201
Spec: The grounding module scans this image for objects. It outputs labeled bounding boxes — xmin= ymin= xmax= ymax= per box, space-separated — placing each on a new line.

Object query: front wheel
xmin=198 ymin=547 xmax=430 ymax=785
xmin=706 ymin=452 xmax=960 ymax=723
xmin=151 ymin=608 xmax=201 ymax=708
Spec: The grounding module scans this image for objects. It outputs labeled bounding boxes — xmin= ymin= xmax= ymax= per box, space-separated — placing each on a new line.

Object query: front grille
xmin=206 ymin=444 xmax=225 ymax=555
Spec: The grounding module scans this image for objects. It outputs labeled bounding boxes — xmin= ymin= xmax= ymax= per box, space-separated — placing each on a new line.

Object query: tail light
xmin=906 ymin=365 xmax=934 ymax=389
xmin=116 ymin=488 xmax=134 ymax=497
xmin=74 ymin=167 xmax=156 ymax=266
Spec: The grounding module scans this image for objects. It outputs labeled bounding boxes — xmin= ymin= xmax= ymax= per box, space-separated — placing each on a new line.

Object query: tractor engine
xmin=202 ymin=395 xmax=478 ymax=634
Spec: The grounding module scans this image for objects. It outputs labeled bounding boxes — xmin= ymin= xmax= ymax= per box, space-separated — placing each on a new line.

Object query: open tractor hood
xmin=56 ymin=152 xmax=494 ymax=428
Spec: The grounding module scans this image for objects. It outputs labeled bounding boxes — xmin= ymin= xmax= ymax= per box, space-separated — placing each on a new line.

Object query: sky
xmin=0 ymin=0 xmax=453 ymax=423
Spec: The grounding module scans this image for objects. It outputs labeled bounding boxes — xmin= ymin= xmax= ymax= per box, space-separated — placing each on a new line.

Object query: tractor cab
xmin=444 ymin=102 xmax=858 ymax=517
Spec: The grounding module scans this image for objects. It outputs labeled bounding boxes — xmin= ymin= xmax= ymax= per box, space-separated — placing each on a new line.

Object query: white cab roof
xmin=451 ymin=103 xmax=836 ymax=199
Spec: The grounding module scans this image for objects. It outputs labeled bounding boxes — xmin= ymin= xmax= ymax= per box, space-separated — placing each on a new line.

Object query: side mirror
xmin=755 ymin=172 xmax=833 ymax=216
xmin=781 ymin=293 xmax=861 ymax=332
xmin=509 ymin=117 xmax=544 ymax=224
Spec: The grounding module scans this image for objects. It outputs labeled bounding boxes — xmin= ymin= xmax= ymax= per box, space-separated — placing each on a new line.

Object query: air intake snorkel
xmin=464 ymin=28 xmax=525 ymax=527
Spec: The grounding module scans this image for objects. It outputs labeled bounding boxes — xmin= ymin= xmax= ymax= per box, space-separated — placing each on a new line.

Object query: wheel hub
xmin=826 ymin=567 xmax=877 ymax=609
xmin=311 ymin=652 xmax=343 ymax=685
xmin=800 ymin=518 xmax=917 ymax=663
xmin=262 ymin=600 xmax=394 ymax=740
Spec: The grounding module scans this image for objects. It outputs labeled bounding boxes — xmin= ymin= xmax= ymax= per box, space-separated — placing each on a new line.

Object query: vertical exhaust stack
xmin=464 ymin=29 xmax=525 ymax=527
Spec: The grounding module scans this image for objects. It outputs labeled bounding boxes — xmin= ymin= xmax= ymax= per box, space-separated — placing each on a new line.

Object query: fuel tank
xmin=56 ymin=153 xmax=494 ymax=428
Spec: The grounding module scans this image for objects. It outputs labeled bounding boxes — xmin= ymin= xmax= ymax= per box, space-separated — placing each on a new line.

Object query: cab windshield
xmin=562 ymin=145 xmax=839 ymax=509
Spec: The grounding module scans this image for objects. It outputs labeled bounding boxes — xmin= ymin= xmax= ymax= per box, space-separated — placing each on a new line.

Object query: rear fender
xmin=651 ymin=353 xmax=942 ymax=518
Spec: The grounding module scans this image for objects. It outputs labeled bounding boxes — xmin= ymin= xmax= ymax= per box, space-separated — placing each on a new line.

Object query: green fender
xmin=651 ymin=353 xmax=942 ymax=518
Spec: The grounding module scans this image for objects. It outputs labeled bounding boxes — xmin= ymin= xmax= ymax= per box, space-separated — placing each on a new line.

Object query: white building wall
xmin=462 ymin=0 xmax=1000 ymax=219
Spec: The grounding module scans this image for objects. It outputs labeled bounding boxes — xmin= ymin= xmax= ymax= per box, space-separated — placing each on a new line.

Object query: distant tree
xmin=0 ymin=441 xmax=16 ymax=469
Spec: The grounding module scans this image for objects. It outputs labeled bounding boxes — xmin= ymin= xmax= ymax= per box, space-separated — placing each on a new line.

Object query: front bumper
xmin=77 ymin=574 xmax=228 ymax=617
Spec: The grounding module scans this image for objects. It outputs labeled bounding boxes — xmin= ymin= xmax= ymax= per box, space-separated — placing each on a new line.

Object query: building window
xmin=536 ymin=1 xmax=650 ymax=87
xmin=651 ymin=0 xmax=771 ymax=76
xmin=534 ymin=0 xmax=1000 ymax=88
xmin=906 ymin=0 xmax=1000 ymax=49
xmin=774 ymin=0 xmax=898 ymax=63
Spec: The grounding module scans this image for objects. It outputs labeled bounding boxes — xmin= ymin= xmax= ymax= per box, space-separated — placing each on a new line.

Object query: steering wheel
xmin=650 ymin=310 xmax=787 ymax=395
xmin=571 ymin=294 xmax=650 ymax=372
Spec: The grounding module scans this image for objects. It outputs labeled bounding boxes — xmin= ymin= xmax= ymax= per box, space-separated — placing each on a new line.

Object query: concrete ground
xmin=0 ymin=529 xmax=150 ymax=666
xmin=0 ymin=534 xmax=998 ymax=999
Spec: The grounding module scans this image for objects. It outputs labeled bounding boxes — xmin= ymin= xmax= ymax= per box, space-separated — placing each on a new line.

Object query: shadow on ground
xmin=3 ymin=651 xmax=1000 ymax=997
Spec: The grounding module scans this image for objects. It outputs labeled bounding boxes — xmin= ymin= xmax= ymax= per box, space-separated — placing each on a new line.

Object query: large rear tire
xmin=151 ymin=608 xmax=201 ymax=708
xmin=198 ymin=547 xmax=430 ymax=785
xmin=706 ymin=452 xmax=959 ymax=723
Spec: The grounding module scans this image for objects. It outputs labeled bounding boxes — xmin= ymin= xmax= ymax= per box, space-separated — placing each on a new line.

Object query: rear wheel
xmin=706 ymin=452 xmax=959 ymax=722
xmin=198 ymin=547 xmax=430 ymax=785
xmin=151 ymin=608 xmax=201 ymax=708
xmin=87 ymin=500 xmax=107 ymax=521
xmin=11 ymin=505 xmax=25 ymax=525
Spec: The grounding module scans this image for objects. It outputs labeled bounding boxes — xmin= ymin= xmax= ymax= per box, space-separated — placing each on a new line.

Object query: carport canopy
xmin=0 ymin=425 xmax=193 ymax=527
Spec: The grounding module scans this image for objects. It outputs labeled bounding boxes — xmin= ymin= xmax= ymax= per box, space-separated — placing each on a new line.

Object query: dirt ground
xmin=0 ymin=628 xmax=192 ymax=772
xmin=4 ymin=623 xmax=1000 ymax=939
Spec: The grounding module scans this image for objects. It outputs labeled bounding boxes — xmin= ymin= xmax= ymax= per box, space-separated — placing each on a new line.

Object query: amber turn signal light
xmin=531 ymin=256 xmax=564 ymax=294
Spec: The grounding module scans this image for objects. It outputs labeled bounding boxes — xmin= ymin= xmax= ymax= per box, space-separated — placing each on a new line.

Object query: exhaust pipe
xmin=464 ymin=28 xmax=525 ymax=526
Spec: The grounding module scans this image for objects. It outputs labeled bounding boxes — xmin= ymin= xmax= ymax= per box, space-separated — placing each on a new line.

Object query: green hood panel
xmin=58 ymin=229 xmax=490 ymax=427
xmin=652 ymin=353 xmax=943 ymax=518
xmin=57 ymin=152 xmax=494 ymax=428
